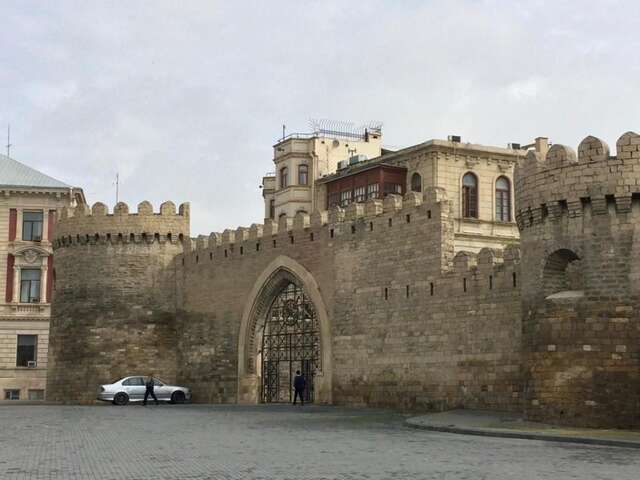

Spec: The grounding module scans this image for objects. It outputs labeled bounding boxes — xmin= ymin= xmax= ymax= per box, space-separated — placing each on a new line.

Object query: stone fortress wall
xmin=46 ymin=201 xmax=189 ymax=403
xmin=179 ymin=189 xmax=522 ymax=411
xmin=46 ymin=131 xmax=640 ymax=428
xmin=516 ymin=132 xmax=640 ymax=428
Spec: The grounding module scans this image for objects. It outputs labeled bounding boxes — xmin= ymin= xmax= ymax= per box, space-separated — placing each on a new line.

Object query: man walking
xmin=143 ymin=373 xmax=159 ymax=406
xmin=293 ymin=370 xmax=306 ymax=406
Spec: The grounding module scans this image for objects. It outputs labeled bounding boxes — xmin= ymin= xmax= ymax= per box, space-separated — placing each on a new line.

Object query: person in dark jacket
xmin=293 ymin=370 xmax=306 ymax=406
xmin=143 ymin=374 xmax=159 ymax=406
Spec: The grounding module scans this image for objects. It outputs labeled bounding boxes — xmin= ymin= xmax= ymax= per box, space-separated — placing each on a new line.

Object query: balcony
xmin=0 ymin=302 xmax=50 ymax=319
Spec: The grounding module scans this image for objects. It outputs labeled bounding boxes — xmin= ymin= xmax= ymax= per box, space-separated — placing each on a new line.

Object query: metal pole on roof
xmin=6 ymin=124 xmax=11 ymax=158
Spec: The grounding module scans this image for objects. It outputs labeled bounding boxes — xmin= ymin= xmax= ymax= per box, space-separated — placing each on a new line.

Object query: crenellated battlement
xmin=515 ymin=132 xmax=640 ymax=230
xmin=186 ymin=188 xmax=450 ymax=257
xmin=53 ymin=200 xmax=190 ymax=247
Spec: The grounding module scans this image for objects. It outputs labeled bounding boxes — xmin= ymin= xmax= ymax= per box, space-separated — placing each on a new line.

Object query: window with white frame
xmin=22 ymin=211 xmax=43 ymax=241
xmin=354 ymin=186 xmax=366 ymax=203
xmin=495 ymin=176 xmax=511 ymax=222
xmin=20 ymin=269 xmax=41 ymax=303
xmin=16 ymin=335 xmax=37 ymax=367
xmin=340 ymin=190 xmax=352 ymax=207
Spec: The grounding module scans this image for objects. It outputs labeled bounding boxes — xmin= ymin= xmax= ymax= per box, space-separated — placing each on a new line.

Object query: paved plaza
xmin=0 ymin=404 xmax=639 ymax=479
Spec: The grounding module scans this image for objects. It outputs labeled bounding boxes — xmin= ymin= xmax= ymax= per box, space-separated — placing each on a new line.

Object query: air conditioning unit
xmin=448 ymin=135 xmax=462 ymax=143
xmin=349 ymin=154 xmax=368 ymax=165
xmin=508 ymin=143 xmax=521 ymax=150
xmin=337 ymin=160 xmax=349 ymax=170
xmin=27 ymin=361 xmax=37 ymax=368
xmin=32 ymin=235 xmax=42 ymax=242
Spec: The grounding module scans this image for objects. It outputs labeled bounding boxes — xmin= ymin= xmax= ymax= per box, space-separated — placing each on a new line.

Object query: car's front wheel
xmin=171 ymin=391 xmax=186 ymax=404
xmin=113 ymin=392 xmax=129 ymax=406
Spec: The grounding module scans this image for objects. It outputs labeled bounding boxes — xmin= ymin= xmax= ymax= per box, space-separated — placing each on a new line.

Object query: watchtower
xmin=46 ymin=201 xmax=189 ymax=403
xmin=515 ymin=133 xmax=640 ymax=427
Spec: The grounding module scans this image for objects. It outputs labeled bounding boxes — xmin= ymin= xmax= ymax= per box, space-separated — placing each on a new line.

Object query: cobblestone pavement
xmin=1 ymin=404 xmax=639 ymax=480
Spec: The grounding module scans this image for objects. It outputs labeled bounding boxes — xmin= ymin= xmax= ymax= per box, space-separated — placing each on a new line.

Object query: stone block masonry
xmin=46 ymin=201 xmax=189 ymax=403
xmin=46 ymin=130 xmax=640 ymax=429
xmin=516 ymin=132 xmax=640 ymax=428
xmin=179 ymin=188 xmax=522 ymax=411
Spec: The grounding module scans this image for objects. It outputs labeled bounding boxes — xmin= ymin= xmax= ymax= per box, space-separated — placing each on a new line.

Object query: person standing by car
xmin=143 ymin=374 xmax=159 ymax=406
xmin=293 ymin=370 xmax=306 ymax=406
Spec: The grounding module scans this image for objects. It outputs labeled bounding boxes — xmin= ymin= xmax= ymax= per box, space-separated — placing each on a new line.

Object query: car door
xmin=153 ymin=379 xmax=171 ymax=401
xmin=122 ymin=377 xmax=145 ymax=401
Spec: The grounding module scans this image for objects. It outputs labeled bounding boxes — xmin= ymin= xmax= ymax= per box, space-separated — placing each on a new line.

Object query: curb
xmin=405 ymin=420 xmax=640 ymax=449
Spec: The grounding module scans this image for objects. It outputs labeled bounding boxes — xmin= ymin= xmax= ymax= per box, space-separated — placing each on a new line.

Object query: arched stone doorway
xmin=237 ymin=256 xmax=332 ymax=404
xmin=260 ymin=282 xmax=319 ymax=403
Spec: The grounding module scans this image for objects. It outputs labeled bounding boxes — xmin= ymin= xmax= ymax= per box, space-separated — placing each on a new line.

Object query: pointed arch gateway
xmin=237 ymin=256 xmax=332 ymax=404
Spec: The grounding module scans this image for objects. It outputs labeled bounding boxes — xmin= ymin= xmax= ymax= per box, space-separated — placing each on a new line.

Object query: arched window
xmin=495 ymin=176 xmax=511 ymax=222
xmin=298 ymin=165 xmax=308 ymax=185
xmin=411 ymin=173 xmax=422 ymax=192
xmin=462 ymin=172 xmax=478 ymax=218
xmin=280 ymin=167 xmax=288 ymax=189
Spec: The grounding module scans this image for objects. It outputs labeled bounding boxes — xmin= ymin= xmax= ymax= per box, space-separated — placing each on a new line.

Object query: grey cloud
xmin=1 ymin=0 xmax=639 ymax=234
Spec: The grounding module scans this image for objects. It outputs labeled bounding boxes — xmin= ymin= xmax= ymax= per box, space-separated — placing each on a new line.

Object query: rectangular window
xmin=340 ymin=190 xmax=352 ymax=207
xmin=16 ymin=335 xmax=37 ymax=367
xmin=328 ymin=192 xmax=340 ymax=208
xmin=28 ymin=389 xmax=44 ymax=401
xmin=20 ymin=269 xmax=41 ymax=303
xmin=22 ymin=211 xmax=43 ymax=241
xmin=354 ymin=186 xmax=366 ymax=203
xmin=269 ymin=200 xmax=275 ymax=219
xmin=4 ymin=390 xmax=20 ymax=400
xmin=298 ymin=165 xmax=308 ymax=185
xmin=463 ymin=185 xmax=478 ymax=218
xmin=367 ymin=183 xmax=380 ymax=199
xmin=383 ymin=183 xmax=402 ymax=196
xmin=496 ymin=190 xmax=511 ymax=222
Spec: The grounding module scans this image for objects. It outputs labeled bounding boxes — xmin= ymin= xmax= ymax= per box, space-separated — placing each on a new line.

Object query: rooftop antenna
xmin=6 ymin=124 xmax=12 ymax=158
xmin=113 ymin=173 xmax=119 ymax=204
xmin=282 ymin=124 xmax=286 ymax=141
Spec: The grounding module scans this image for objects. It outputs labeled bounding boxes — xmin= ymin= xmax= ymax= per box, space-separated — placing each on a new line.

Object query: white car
xmin=97 ymin=376 xmax=192 ymax=406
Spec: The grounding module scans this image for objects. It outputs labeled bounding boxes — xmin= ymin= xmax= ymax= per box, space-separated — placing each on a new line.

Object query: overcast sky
xmin=2 ymin=0 xmax=639 ymax=235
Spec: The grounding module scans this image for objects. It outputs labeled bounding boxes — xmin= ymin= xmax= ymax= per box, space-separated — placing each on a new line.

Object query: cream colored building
xmin=0 ymin=154 xmax=84 ymax=401
xmin=264 ymin=127 xmax=549 ymax=253
xmin=262 ymin=127 xmax=383 ymax=219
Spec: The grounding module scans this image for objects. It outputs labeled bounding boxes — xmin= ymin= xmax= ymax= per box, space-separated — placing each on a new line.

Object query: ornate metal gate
xmin=261 ymin=282 xmax=319 ymax=403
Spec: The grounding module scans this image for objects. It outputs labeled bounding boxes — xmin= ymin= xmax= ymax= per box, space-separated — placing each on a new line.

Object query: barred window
xmin=367 ymin=183 xmax=380 ymax=199
xmin=496 ymin=176 xmax=511 ymax=222
xmin=462 ymin=172 xmax=478 ymax=218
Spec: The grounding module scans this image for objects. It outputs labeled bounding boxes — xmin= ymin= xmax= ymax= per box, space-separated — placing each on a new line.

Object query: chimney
xmin=534 ymin=137 xmax=549 ymax=157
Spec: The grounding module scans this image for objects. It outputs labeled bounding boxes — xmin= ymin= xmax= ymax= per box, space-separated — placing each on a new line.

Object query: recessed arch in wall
xmin=237 ymin=255 xmax=332 ymax=404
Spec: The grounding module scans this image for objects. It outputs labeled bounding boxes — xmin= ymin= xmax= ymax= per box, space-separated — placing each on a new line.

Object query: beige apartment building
xmin=0 ymin=154 xmax=84 ymax=401
xmin=264 ymin=126 xmax=542 ymax=252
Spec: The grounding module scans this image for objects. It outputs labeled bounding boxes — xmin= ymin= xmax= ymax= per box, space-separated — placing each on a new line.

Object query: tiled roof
xmin=0 ymin=154 xmax=70 ymax=189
